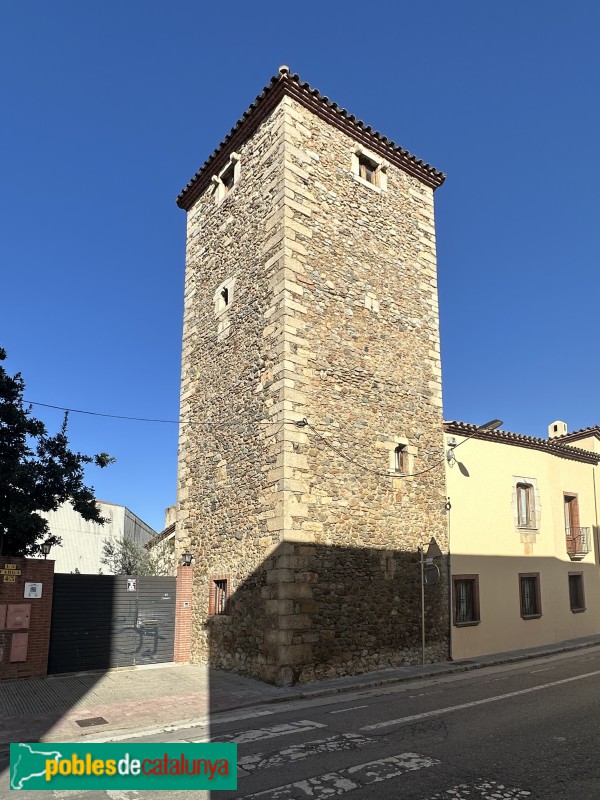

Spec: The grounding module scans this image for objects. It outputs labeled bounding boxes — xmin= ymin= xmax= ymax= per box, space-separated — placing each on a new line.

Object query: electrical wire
xmin=22 ymin=401 xmax=447 ymax=481
xmin=24 ymin=400 xmax=181 ymax=424
xmin=22 ymin=400 xmax=298 ymax=431
xmin=301 ymin=420 xmax=447 ymax=479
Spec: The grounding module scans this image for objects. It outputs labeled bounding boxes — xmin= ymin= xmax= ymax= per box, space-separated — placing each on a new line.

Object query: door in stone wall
xmin=48 ymin=574 xmax=176 ymax=674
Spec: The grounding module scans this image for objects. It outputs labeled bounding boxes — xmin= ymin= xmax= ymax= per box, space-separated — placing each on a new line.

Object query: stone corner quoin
xmin=176 ymin=79 xmax=447 ymax=687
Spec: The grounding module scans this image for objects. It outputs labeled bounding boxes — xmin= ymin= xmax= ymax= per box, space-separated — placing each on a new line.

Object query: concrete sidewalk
xmin=1 ymin=633 xmax=600 ymax=746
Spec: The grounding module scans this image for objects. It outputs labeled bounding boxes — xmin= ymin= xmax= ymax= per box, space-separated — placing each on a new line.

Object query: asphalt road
xmin=4 ymin=647 xmax=600 ymax=799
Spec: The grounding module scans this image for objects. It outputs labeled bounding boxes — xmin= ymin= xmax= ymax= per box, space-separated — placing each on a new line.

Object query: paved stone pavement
xmin=1 ymin=633 xmax=599 ymax=747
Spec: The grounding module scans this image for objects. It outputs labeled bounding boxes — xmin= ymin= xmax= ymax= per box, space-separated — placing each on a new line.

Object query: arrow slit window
xmin=394 ymin=444 xmax=408 ymax=474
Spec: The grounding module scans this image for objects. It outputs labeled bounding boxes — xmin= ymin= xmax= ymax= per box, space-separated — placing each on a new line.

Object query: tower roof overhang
xmin=176 ymin=68 xmax=446 ymax=212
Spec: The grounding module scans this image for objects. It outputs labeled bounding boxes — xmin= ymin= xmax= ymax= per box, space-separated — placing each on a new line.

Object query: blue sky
xmin=2 ymin=2 xmax=599 ymax=532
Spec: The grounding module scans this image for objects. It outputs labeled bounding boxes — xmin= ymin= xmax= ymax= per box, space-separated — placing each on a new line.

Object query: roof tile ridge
xmin=554 ymin=425 xmax=600 ymax=440
xmin=286 ymin=71 xmax=442 ymax=178
xmin=443 ymin=419 xmax=599 ymax=459
xmin=177 ymin=66 xmax=445 ymax=209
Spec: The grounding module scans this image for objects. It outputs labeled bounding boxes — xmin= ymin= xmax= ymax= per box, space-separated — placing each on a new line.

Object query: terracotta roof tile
xmin=553 ymin=426 xmax=600 ymax=443
xmin=444 ymin=420 xmax=600 ymax=464
xmin=144 ymin=522 xmax=175 ymax=550
xmin=177 ymin=67 xmax=445 ymax=211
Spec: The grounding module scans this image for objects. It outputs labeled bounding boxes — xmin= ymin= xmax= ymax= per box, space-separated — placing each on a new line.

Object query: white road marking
xmin=530 ymin=666 xmax=556 ymax=673
xmin=329 ymin=705 xmax=368 ymax=714
xmin=237 ymin=752 xmax=439 ymax=798
xmin=363 ymin=668 xmax=600 ymax=730
xmin=426 ymin=779 xmax=531 ymax=798
xmin=210 ymin=719 xmax=326 ymax=744
xmin=84 ymin=708 xmax=276 ymax=743
xmin=239 ymin=733 xmax=375 ymax=774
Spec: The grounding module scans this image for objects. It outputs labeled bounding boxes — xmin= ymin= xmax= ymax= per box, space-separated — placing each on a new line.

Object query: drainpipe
xmin=593 ymin=464 xmax=599 ymax=566
xmin=446 ymin=497 xmax=452 ymax=661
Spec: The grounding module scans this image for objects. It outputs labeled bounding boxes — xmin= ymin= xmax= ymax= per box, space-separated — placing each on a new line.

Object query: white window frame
xmin=211 ymin=152 xmax=241 ymax=205
xmin=512 ymin=476 xmax=540 ymax=530
xmin=351 ymin=145 xmax=388 ymax=193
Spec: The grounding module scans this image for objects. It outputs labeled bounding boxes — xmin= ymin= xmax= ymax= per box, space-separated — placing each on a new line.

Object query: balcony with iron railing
xmin=566 ymin=527 xmax=592 ymax=560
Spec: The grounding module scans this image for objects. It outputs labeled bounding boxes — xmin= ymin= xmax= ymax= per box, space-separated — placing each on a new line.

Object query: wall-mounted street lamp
xmin=41 ymin=540 xmax=52 ymax=560
xmin=181 ymin=551 xmax=193 ymax=567
xmin=446 ymin=418 xmax=503 ymax=464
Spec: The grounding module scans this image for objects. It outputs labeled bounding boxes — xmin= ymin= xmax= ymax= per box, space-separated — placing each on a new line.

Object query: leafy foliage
xmin=101 ymin=536 xmax=152 ymax=575
xmin=0 ymin=347 xmax=114 ymax=556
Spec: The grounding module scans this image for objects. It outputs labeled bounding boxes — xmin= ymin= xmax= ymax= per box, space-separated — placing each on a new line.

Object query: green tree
xmin=101 ymin=536 xmax=153 ymax=575
xmin=0 ymin=347 xmax=114 ymax=557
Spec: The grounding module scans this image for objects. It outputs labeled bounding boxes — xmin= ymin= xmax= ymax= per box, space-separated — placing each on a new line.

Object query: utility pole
xmin=419 ymin=544 xmax=425 ymax=666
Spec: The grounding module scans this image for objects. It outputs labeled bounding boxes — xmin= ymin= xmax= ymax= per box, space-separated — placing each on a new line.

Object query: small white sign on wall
xmin=127 ymin=579 xmax=137 ymax=592
xmin=24 ymin=582 xmax=43 ymax=599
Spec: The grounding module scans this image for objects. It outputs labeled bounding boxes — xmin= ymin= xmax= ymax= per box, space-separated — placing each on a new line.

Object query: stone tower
xmin=176 ymin=67 xmax=448 ymax=685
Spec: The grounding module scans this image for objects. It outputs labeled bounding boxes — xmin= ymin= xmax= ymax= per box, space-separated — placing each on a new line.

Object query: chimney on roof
xmin=549 ymin=420 xmax=567 ymax=439
xmin=164 ymin=504 xmax=176 ymax=528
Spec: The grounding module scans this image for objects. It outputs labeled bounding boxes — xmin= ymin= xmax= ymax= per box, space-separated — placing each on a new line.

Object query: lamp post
xmin=181 ymin=551 xmax=193 ymax=567
xmin=446 ymin=418 xmax=503 ymax=464
xmin=41 ymin=541 xmax=52 ymax=560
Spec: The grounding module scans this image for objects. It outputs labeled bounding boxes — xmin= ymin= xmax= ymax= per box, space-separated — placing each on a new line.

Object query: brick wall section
xmin=0 ymin=558 xmax=55 ymax=681
xmin=173 ymin=566 xmax=193 ymax=662
xmin=178 ymin=93 xmax=448 ymax=685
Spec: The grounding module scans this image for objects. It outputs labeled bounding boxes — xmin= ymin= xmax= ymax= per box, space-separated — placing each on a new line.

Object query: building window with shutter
xmin=516 ymin=482 xmax=534 ymax=528
xmin=519 ymin=573 xmax=541 ymax=619
xmin=453 ymin=575 xmax=480 ymax=626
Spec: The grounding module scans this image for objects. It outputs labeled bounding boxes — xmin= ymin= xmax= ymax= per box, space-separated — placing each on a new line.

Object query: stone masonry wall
xmin=177 ymin=101 xmax=289 ymax=675
xmin=257 ymin=97 xmax=448 ymax=683
xmin=178 ymin=94 xmax=448 ymax=685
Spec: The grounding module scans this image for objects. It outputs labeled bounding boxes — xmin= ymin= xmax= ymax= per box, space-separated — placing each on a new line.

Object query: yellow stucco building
xmin=445 ymin=421 xmax=600 ymax=660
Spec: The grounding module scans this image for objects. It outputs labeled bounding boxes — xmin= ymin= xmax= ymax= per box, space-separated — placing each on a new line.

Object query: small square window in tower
xmin=394 ymin=444 xmax=408 ymax=474
xmin=211 ymin=152 xmax=241 ymax=205
xmin=358 ymin=154 xmax=379 ymax=186
xmin=220 ymin=163 xmax=235 ymax=196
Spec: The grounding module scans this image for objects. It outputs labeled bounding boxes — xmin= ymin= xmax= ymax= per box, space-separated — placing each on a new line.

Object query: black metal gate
xmin=48 ymin=574 xmax=176 ymax=674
